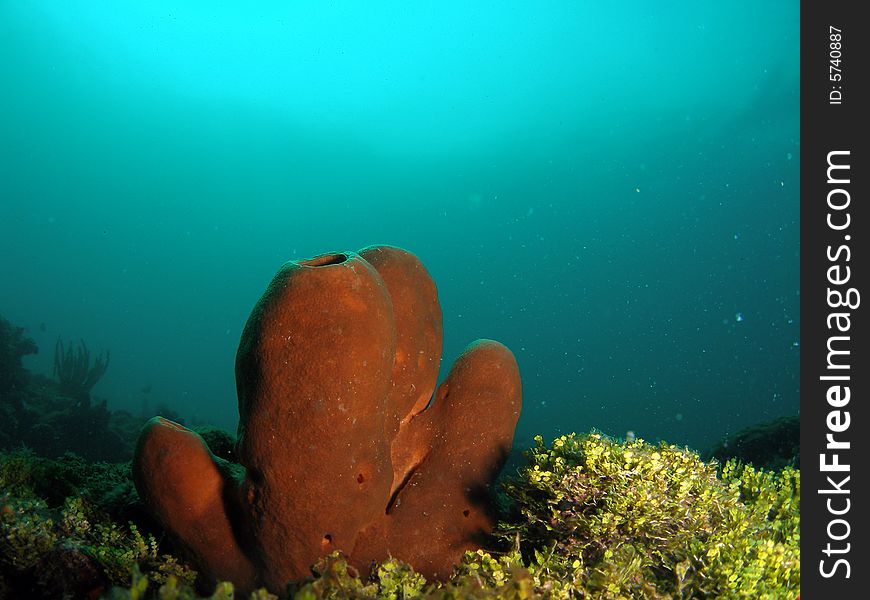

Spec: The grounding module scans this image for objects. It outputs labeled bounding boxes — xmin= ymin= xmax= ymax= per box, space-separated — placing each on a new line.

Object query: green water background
xmin=0 ymin=1 xmax=799 ymax=451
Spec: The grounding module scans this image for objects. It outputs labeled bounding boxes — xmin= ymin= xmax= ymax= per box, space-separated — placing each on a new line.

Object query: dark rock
xmin=704 ymin=415 xmax=799 ymax=470
xmin=193 ymin=426 xmax=238 ymax=463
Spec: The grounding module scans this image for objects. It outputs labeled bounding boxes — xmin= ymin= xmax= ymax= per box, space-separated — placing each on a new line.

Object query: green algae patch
xmin=0 ymin=450 xmax=194 ymax=598
xmin=498 ymin=432 xmax=800 ymax=598
xmin=2 ymin=433 xmax=799 ymax=599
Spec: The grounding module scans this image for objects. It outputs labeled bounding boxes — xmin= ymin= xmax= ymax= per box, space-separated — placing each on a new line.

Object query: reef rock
xmin=133 ymin=246 xmax=521 ymax=593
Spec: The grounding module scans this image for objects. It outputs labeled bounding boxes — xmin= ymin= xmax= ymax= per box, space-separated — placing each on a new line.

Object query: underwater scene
xmin=1 ymin=2 xmax=799 ymax=599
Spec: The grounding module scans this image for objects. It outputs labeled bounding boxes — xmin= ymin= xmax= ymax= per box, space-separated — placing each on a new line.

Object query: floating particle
xmin=735 ymin=312 xmax=744 ymax=322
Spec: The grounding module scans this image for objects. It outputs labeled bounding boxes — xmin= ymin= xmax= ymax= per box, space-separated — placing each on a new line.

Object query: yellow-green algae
xmin=2 ymin=432 xmax=799 ymax=599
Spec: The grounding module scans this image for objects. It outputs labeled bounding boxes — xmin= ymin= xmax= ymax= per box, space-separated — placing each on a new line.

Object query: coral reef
xmin=0 ymin=271 xmax=801 ymax=598
xmin=17 ymin=432 xmax=795 ymax=600
xmin=0 ymin=316 xmax=138 ymax=462
xmin=0 ymin=432 xmax=800 ymax=599
xmin=134 ymin=246 xmax=522 ymax=593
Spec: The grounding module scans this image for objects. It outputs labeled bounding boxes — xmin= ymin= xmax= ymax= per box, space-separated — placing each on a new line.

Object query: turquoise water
xmin=0 ymin=1 xmax=799 ymax=452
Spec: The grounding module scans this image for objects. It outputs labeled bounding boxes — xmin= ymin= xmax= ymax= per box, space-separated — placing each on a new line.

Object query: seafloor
xmin=1 ymin=315 xmax=799 ymax=599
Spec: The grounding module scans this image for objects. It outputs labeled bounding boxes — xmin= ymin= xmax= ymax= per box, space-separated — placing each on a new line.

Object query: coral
xmin=53 ymin=337 xmax=110 ymax=405
xmin=134 ymin=246 xmax=522 ymax=594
